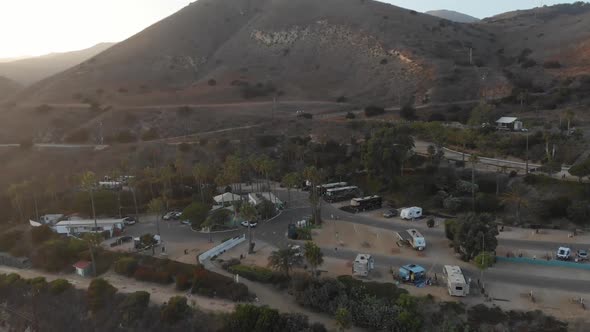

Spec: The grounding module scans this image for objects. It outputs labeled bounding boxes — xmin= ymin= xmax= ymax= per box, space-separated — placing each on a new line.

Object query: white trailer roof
xmin=55 ymin=218 xmax=125 ymax=226
xmin=326 ymin=186 xmax=358 ymax=192
xmin=407 ymin=229 xmax=423 ymax=240
xmin=444 ymin=265 xmax=467 ymax=284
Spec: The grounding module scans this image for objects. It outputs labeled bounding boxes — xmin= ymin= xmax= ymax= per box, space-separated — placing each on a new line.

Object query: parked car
xmin=576 ymin=249 xmax=588 ymax=262
xmin=241 ymin=221 xmax=258 ymax=228
xmin=123 ymin=216 xmax=137 ymax=225
xmin=119 ymin=235 xmax=133 ymax=243
xmin=181 ymin=220 xmax=191 ymax=225
xmin=383 ymin=209 xmax=398 ymax=218
xmin=288 ymin=244 xmax=303 ymax=257
xmin=163 ymin=211 xmax=180 ymax=220
xmin=557 ymin=247 xmax=571 ymax=261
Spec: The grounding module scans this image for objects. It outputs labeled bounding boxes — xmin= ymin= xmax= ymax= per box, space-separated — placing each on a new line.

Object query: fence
xmin=496 ymin=256 xmax=590 ymax=271
xmin=198 ymin=234 xmax=246 ymax=262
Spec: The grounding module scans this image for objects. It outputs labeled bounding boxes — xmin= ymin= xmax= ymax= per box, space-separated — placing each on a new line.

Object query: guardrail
xmin=198 ymin=234 xmax=246 ymax=262
xmin=496 ymin=256 xmax=590 ymax=270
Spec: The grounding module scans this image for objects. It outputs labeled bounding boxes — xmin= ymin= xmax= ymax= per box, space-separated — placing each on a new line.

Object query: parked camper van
xmin=400 ymin=207 xmax=423 ymax=220
xmin=443 ymin=265 xmax=469 ymax=297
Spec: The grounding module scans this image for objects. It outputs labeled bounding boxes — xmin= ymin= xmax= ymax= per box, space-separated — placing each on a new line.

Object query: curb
xmin=192 ymin=227 xmax=240 ymax=234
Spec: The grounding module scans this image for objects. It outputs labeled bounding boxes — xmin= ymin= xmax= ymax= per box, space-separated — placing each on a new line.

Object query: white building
xmin=52 ymin=218 xmax=125 ymax=237
xmin=248 ymin=192 xmax=284 ymax=208
xmin=443 ymin=265 xmax=470 ymax=297
xmin=495 ymin=117 xmax=523 ymax=131
xmin=213 ymin=192 xmax=243 ymax=206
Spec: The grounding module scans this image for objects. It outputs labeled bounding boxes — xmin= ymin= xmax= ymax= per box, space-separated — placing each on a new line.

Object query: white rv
xmin=400 ymin=207 xmax=423 ymax=220
xmin=352 ymin=254 xmax=374 ymax=277
xmin=444 ymin=265 xmax=469 ymax=297
xmin=397 ymin=229 xmax=426 ymax=250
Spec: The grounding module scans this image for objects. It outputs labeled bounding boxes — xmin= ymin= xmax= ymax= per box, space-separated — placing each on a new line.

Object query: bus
xmin=324 ymin=186 xmax=360 ymax=203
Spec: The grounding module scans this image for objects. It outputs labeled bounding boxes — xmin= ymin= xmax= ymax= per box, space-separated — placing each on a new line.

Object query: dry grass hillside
xmin=0 ymin=43 xmax=115 ymax=86
xmin=17 ymin=0 xmax=501 ymax=107
xmin=0 ymin=76 xmax=21 ymax=101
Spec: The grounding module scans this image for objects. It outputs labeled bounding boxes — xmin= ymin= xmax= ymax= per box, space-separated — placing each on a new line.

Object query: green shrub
xmin=192 ymin=266 xmax=251 ymax=301
xmin=31 ymin=225 xmax=56 ymax=245
xmin=65 ymin=129 xmax=89 ymax=143
xmin=141 ymin=128 xmax=159 ymax=141
xmin=87 ymin=278 xmax=117 ymax=312
xmin=48 ymin=279 xmax=72 ymax=294
xmin=119 ymin=291 xmax=150 ymax=327
xmin=175 ymin=273 xmax=192 ymax=291
xmin=114 ymin=257 xmax=138 ymax=277
xmin=161 ymin=296 xmax=190 ymax=325
xmin=0 ymin=230 xmax=23 ymax=251
xmin=364 ymin=105 xmax=385 ymax=117
xmin=228 ymin=265 xmax=277 ymax=283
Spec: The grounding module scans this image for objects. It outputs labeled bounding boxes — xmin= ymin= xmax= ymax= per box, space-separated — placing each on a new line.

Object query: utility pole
xmin=525 ymin=132 xmax=529 ymax=174
xmin=272 ymin=95 xmax=276 ymax=121
xmin=99 ymin=121 xmax=104 ymax=145
xmin=469 ymin=48 xmax=473 ymax=65
xmin=481 ymin=233 xmax=485 ymax=295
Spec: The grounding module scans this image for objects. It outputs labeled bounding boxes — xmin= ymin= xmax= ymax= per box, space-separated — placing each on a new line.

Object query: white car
xmin=557 ymin=247 xmax=571 ymax=260
xmin=241 ymin=221 xmax=258 ymax=228
xmin=181 ymin=220 xmax=191 ymax=225
xmin=289 ymin=244 xmax=303 ymax=257
xmin=123 ymin=217 xmax=136 ymax=225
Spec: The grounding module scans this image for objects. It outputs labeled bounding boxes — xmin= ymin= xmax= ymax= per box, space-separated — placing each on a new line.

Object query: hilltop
xmin=425 ymin=10 xmax=480 ymax=23
xmin=0 ymin=43 xmax=115 ymax=86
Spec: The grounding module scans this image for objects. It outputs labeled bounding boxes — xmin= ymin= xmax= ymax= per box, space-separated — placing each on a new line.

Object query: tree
xmin=400 ymin=105 xmax=416 ymax=120
xmin=468 ymin=154 xmax=479 ymax=211
xmin=240 ymin=202 xmax=258 ymax=254
xmin=193 ymin=162 xmax=213 ymax=203
xmin=80 ymin=171 xmax=98 ymax=227
xmin=268 ymin=248 xmax=302 ymax=277
xmin=83 ymin=233 xmax=103 ymax=276
xmin=569 ymin=159 xmax=590 ymax=182
xmin=567 ymin=200 xmax=590 ymax=225
xmin=396 ymin=293 xmax=422 ymax=332
xmin=303 ymin=241 xmax=323 ymax=276
xmin=160 ymin=296 xmax=190 ymax=325
xmin=467 ymin=102 xmax=494 ymax=127
xmin=147 ymin=198 xmax=165 ymax=236
xmin=181 ymin=202 xmax=209 ymax=228
xmin=119 ymin=291 xmax=150 ymax=327
xmin=362 ymin=126 xmax=414 ymax=183
xmin=474 ymin=251 xmax=495 ymax=270
xmin=282 ymin=172 xmax=301 ymax=203
xmin=7 ymin=181 xmax=29 ymax=222
xmin=303 ymin=166 xmax=323 ymax=225
xmin=452 ymin=213 xmax=498 ymax=261
xmin=563 ymin=109 xmax=575 ymax=135
xmin=501 ymin=184 xmax=529 ymax=224
xmin=335 ymin=307 xmax=352 ymax=331
xmin=87 ymin=278 xmax=117 ymax=312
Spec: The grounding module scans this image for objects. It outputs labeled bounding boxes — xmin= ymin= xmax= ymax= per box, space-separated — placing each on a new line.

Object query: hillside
xmin=0 ymin=76 xmax=21 ymax=101
xmin=18 ymin=0 xmax=503 ymax=106
xmin=0 ymin=43 xmax=115 ymax=85
xmin=426 ymin=10 xmax=480 ymax=23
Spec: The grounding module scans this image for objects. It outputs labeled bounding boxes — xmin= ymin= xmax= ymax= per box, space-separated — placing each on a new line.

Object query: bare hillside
xmin=0 ymin=76 xmax=21 ymax=101
xmin=19 ymin=0 xmax=501 ymax=106
xmin=426 ymin=10 xmax=480 ymax=23
xmin=0 ymin=43 xmax=115 ymax=86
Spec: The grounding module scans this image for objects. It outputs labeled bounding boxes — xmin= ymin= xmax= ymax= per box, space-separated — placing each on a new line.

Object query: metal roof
xmin=55 ymin=218 xmax=125 ymax=226
xmin=496 ymin=117 xmax=518 ymax=124
xmin=444 ymin=265 xmax=467 ymax=284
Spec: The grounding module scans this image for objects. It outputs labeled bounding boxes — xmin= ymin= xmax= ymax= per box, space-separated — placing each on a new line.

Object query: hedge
xmin=192 ymin=266 xmax=252 ymax=301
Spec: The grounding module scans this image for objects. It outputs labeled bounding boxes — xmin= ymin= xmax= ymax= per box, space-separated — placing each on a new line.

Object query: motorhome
xmin=397 ymin=229 xmax=426 ymax=250
xmin=352 ymin=253 xmax=374 ymax=277
xmin=324 ymin=186 xmax=360 ymax=202
xmin=317 ymin=182 xmax=348 ymax=195
xmin=443 ymin=265 xmax=470 ymax=297
xmin=350 ymin=195 xmax=382 ymax=212
xmin=400 ymin=207 xmax=423 ymax=220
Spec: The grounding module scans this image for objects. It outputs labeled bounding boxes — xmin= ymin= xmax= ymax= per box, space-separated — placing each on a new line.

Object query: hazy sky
xmin=0 ymin=0 xmax=583 ymax=58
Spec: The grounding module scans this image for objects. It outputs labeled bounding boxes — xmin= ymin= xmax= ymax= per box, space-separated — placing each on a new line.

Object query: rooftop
xmin=444 ymin=265 xmax=467 ymax=284
xmin=496 ymin=117 xmax=518 ymax=124
xmin=73 ymin=261 xmax=91 ymax=269
xmin=55 ymin=218 xmax=125 ymax=226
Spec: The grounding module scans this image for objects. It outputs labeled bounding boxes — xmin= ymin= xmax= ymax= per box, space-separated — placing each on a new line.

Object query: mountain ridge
xmin=425 ymin=9 xmax=480 ymax=23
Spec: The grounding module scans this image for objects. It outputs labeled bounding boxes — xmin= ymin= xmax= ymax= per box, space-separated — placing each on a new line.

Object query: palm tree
xmin=303 ymin=166 xmax=322 ymax=225
xmin=304 ymin=241 xmax=324 ymax=277
xmin=501 ymin=185 xmax=529 ymax=224
xmin=565 ymin=109 xmax=575 ymax=135
xmin=147 ymin=197 xmax=165 ymax=237
xmin=80 ymin=171 xmax=98 ymax=229
xmin=468 ymin=154 xmax=479 ymax=211
xmin=83 ymin=232 xmax=102 ymax=276
xmin=239 ymin=202 xmax=258 ymax=254
xmin=268 ymin=247 xmax=302 ymax=277
xmin=193 ymin=163 xmax=210 ymax=203
xmin=109 ymin=168 xmax=122 ymax=218
xmin=282 ymin=172 xmax=301 ymax=204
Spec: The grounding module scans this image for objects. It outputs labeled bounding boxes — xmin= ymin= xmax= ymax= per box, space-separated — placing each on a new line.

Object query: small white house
xmin=400 ymin=207 xmax=423 ymax=220
xmin=495 ymin=117 xmax=523 ymax=131
xmin=73 ymin=261 xmax=92 ymax=277
xmin=444 ymin=265 xmax=470 ymax=297
xmin=352 ymin=254 xmax=375 ymax=277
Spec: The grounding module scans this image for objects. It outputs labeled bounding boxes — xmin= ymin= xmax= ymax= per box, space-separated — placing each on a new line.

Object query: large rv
xmin=443 ymin=265 xmax=470 ymax=297
xmin=350 ymin=195 xmax=382 ymax=212
xmin=324 ymin=186 xmax=360 ymax=203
